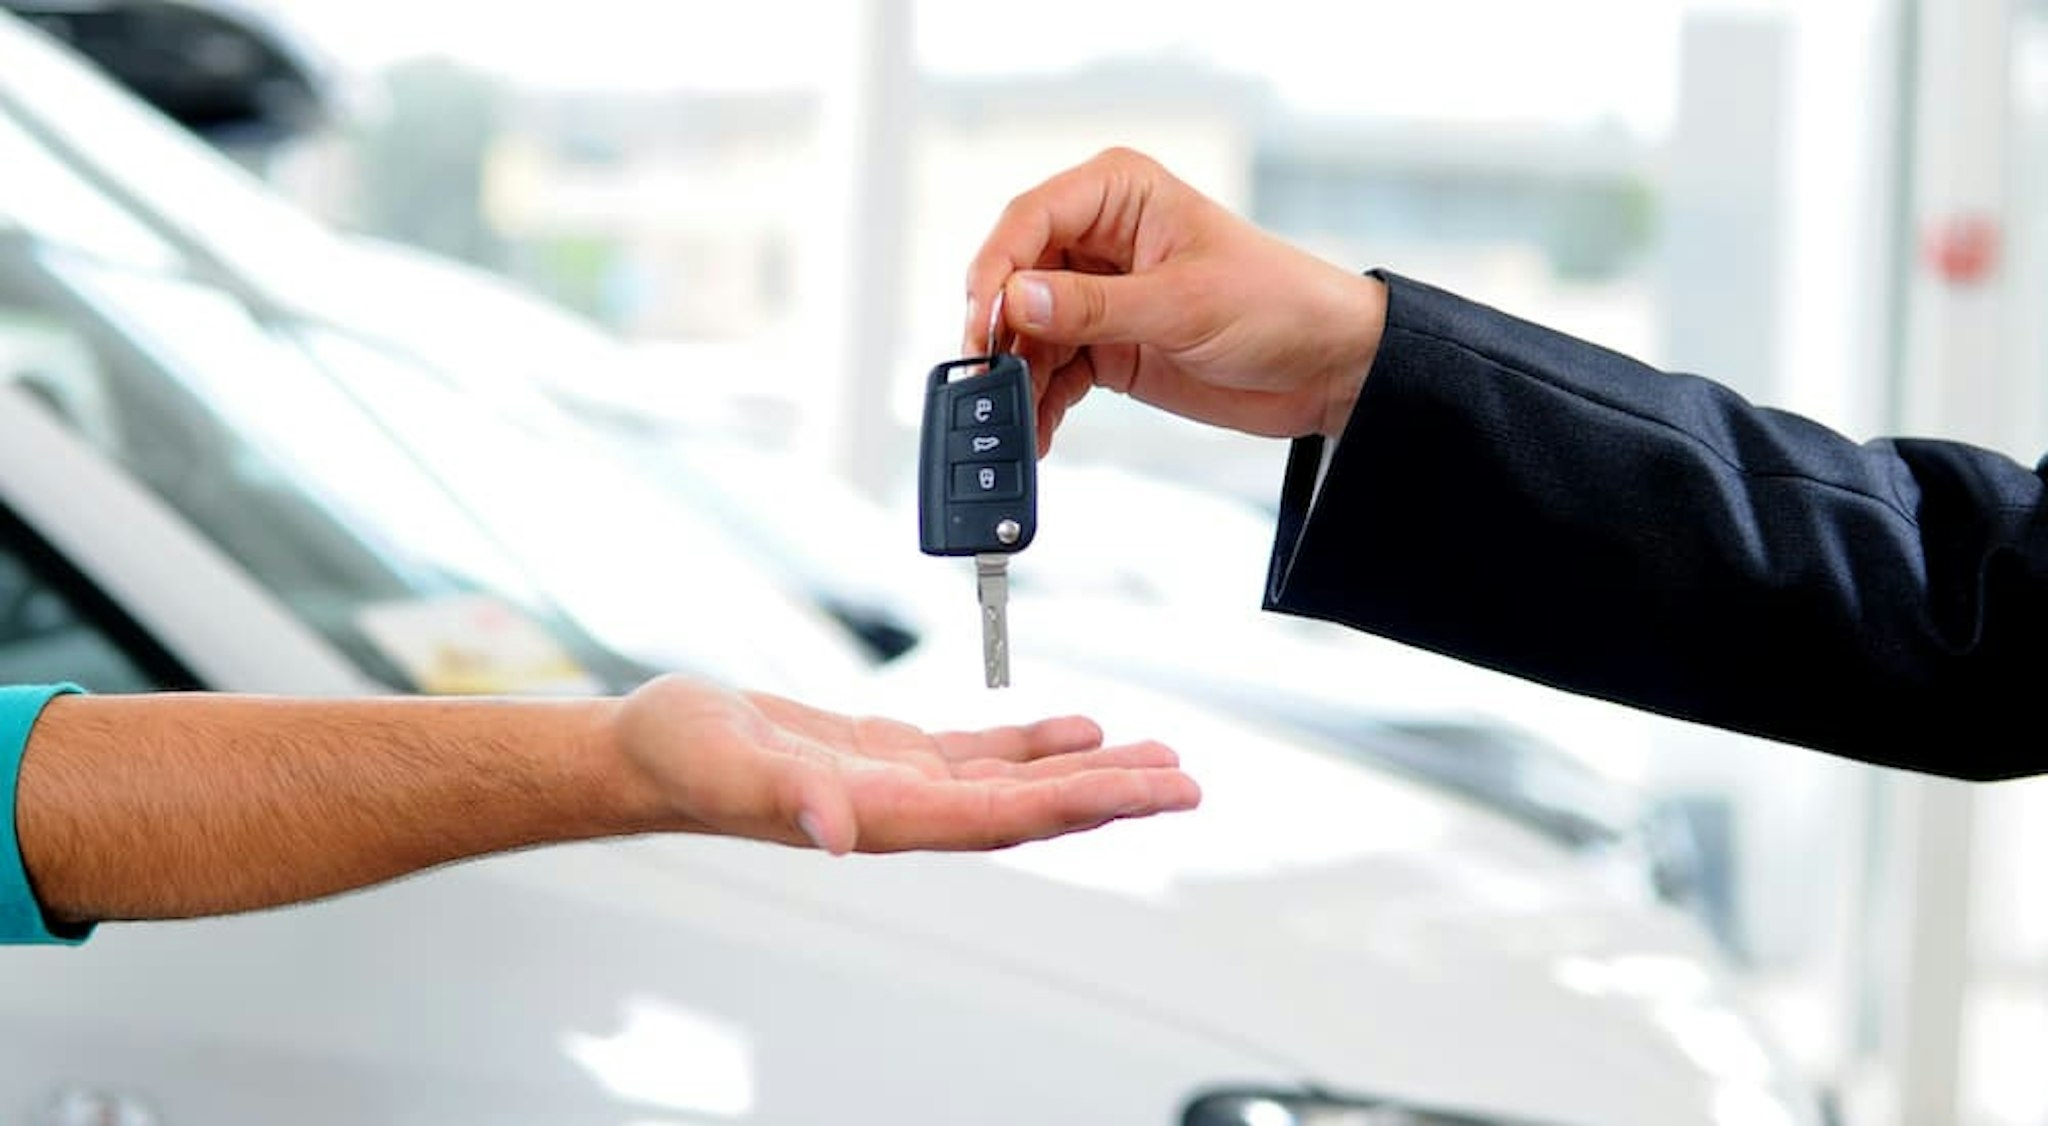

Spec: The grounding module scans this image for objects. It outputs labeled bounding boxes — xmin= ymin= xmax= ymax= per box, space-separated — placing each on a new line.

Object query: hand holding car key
xmin=918 ymin=291 xmax=1037 ymax=687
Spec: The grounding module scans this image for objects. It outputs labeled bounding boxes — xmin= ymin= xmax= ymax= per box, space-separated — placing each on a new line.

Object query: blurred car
xmin=0 ymin=10 xmax=1821 ymax=1126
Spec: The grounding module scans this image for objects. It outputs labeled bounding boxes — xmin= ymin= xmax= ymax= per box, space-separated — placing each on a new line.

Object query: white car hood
xmin=698 ymin=637 xmax=1821 ymax=1126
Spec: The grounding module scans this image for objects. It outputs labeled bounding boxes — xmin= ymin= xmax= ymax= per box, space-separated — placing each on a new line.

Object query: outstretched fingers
xmin=948 ymin=740 xmax=1180 ymax=781
xmin=931 ymin=714 xmax=1106 ymax=765
xmin=852 ymin=764 xmax=1203 ymax=853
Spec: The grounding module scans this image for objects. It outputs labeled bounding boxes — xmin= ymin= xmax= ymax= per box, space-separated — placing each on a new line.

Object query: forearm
xmin=1269 ymin=272 xmax=2048 ymax=775
xmin=17 ymin=693 xmax=666 ymax=925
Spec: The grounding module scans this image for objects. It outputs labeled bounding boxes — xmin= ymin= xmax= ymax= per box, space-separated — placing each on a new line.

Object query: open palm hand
xmin=615 ymin=675 xmax=1201 ymax=855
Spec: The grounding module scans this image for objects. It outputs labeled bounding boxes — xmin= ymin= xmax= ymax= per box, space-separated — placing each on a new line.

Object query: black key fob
xmin=918 ymin=352 xmax=1037 ymax=557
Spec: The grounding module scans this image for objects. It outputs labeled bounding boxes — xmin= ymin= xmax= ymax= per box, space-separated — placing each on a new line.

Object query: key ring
xmin=986 ymin=287 xmax=1009 ymax=358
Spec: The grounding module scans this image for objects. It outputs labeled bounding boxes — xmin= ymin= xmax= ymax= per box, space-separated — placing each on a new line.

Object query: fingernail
xmin=798 ymin=810 xmax=831 ymax=853
xmin=1015 ymin=276 xmax=1053 ymax=327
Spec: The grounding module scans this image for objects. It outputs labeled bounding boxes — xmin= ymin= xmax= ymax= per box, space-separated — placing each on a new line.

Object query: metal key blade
xmin=975 ymin=553 xmax=1010 ymax=688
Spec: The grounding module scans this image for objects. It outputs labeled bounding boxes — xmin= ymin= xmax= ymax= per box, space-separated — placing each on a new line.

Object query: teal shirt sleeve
xmin=1 ymin=683 xmax=90 ymax=945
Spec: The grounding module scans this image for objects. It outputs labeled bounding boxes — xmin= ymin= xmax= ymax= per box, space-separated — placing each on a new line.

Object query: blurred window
xmin=900 ymin=1 xmax=1682 ymax=501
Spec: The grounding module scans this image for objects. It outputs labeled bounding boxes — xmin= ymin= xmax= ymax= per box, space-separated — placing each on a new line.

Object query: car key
xmin=918 ymin=294 xmax=1037 ymax=687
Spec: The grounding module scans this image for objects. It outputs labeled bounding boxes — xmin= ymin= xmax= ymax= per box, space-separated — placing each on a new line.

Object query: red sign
xmin=1923 ymin=214 xmax=2001 ymax=286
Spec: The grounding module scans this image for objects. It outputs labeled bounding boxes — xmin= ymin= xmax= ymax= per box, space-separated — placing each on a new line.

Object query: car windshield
xmin=0 ymin=236 xmax=651 ymax=693
xmin=0 ymin=12 xmax=873 ymax=697
xmin=286 ymin=324 xmax=876 ymax=694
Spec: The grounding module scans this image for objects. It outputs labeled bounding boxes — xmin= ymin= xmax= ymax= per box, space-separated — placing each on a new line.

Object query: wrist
xmin=1317 ymin=272 xmax=1386 ymax=440
xmin=577 ymin=694 xmax=677 ymax=837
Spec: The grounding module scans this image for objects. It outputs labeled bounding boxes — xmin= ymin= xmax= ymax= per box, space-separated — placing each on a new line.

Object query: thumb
xmin=792 ymin=766 xmax=858 ymax=856
xmin=1006 ymin=269 xmax=1175 ymax=347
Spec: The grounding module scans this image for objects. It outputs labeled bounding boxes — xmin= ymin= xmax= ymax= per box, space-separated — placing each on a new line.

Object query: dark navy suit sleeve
xmin=1265 ymin=271 xmax=2048 ymax=779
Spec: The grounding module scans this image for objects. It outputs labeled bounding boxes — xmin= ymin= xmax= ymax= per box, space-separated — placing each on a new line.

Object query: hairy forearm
xmin=15 ymin=693 xmax=664 ymax=925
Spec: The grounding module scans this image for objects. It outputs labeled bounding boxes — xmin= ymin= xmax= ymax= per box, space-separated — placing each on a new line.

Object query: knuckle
xmin=1075 ymin=279 xmax=1109 ymax=329
xmin=1094 ymin=145 xmax=1151 ymax=173
xmin=998 ymin=190 xmax=1039 ymax=227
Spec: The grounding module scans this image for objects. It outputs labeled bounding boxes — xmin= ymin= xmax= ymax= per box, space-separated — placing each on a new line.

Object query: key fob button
xmin=946 ymin=507 xmax=1033 ymax=551
xmin=953 ymin=389 xmax=1016 ymax=429
xmin=947 ymin=428 xmax=1022 ymax=461
xmin=952 ymin=462 xmax=1023 ymax=500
